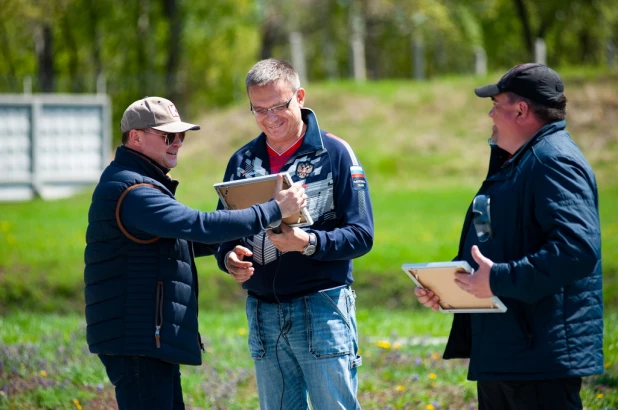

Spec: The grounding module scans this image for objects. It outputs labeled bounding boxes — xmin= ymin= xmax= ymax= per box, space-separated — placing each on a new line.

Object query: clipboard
xmin=402 ymin=261 xmax=507 ymax=313
xmin=214 ymin=173 xmax=313 ymax=228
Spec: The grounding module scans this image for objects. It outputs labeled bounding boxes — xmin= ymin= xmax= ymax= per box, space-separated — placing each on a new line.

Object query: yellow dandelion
xmin=431 ymin=352 xmax=440 ymax=360
xmin=237 ymin=328 xmax=247 ymax=336
xmin=73 ymin=398 xmax=83 ymax=410
xmin=604 ymin=362 xmax=611 ymax=369
xmin=597 ymin=393 xmax=604 ymax=399
xmin=393 ymin=342 xmax=402 ymax=349
xmin=0 ymin=221 xmax=9 ymax=232
xmin=426 ymin=404 xmax=435 ymax=410
xmin=40 ymin=370 xmax=48 ymax=377
xmin=376 ymin=340 xmax=391 ymax=349
xmin=396 ymin=385 xmax=404 ymax=391
xmin=428 ymin=373 xmax=437 ymax=380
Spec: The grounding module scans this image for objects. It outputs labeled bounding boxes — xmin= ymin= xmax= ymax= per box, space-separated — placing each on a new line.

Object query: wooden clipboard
xmin=402 ymin=261 xmax=507 ymax=313
xmin=214 ymin=173 xmax=313 ymax=228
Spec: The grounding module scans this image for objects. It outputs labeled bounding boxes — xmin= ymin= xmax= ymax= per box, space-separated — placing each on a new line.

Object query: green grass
xmin=1 ymin=309 xmax=617 ymax=409
xmin=1 ymin=185 xmax=616 ymax=312
xmin=0 ymin=71 xmax=617 ymax=407
xmin=1 ymin=72 xmax=617 ymax=311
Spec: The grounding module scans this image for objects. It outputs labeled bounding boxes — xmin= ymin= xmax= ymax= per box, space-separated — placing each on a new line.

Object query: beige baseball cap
xmin=120 ymin=96 xmax=200 ymax=133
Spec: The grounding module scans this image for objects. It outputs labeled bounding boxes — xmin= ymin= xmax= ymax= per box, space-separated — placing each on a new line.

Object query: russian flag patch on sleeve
xmin=350 ymin=166 xmax=367 ymax=191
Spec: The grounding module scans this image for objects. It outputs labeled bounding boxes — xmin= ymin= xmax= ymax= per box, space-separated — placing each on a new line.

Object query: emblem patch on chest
xmin=296 ymin=162 xmax=314 ymax=179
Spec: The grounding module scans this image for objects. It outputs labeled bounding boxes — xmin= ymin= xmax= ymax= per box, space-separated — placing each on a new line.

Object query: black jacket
xmin=444 ymin=121 xmax=604 ymax=381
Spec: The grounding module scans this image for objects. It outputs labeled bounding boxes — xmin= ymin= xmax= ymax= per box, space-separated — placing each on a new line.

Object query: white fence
xmin=0 ymin=94 xmax=111 ymax=201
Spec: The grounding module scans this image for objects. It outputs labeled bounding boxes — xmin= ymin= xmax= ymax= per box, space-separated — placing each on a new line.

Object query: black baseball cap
xmin=474 ymin=63 xmax=565 ymax=107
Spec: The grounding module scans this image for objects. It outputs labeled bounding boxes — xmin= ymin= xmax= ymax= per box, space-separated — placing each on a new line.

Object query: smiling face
xmin=247 ymin=80 xmax=305 ymax=151
xmin=131 ymin=128 xmax=184 ymax=169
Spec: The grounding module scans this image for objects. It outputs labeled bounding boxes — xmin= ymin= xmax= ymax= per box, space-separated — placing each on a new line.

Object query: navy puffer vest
xmin=85 ymin=147 xmax=202 ymax=365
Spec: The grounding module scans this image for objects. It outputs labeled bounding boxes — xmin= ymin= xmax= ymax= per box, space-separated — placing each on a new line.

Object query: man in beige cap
xmin=84 ymin=96 xmax=306 ymax=409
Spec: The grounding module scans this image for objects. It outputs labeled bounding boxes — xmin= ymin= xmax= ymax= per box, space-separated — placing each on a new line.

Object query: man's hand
xmin=265 ymin=223 xmax=309 ymax=252
xmin=454 ymin=245 xmax=494 ymax=298
xmin=226 ymin=245 xmax=254 ymax=283
xmin=414 ymin=287 xmax=441 ymax=311
xmin=272 ymin=174 xmax=307 ymax=218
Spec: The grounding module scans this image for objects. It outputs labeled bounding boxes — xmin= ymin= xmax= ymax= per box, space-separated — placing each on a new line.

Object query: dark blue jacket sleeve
xmin=119 ymin=186 xmax=282 ymax=244
xmin=214 ymin=198 xmax=241 ymax=273
xmin=192 ymin=242 xmax=219 ymax=257
xmin=311 ymin=144 xmax=374 ymax=261
xmin=489 ymin=156 xmax=601 ymax=303
xmin=214 ymin=159 xmax=243 ymax=272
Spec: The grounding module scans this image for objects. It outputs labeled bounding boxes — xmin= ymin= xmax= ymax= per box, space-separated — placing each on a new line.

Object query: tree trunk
xmin=512 ymin=0 xmax=534 ymax=60
xmin=35 ymin=23 xmax=54 ymax=93
xmin=62 ymin=14 xmax=80 ymax=92
xmin=136 ymin=0 xmax=151 ymax=96
xmin=259 ymin=17 xmax=280 ymax=60
xmin=349 ymin=0 xmax=366 ymax=81
xmin=87 ymin=3 xmax=103 ymax=91
xmin=164 ymin=0 xmax=182 ymax=103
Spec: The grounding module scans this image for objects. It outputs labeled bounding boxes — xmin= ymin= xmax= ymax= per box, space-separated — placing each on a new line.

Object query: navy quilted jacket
xmin=444 ymin=121 xmax=604 ymax=381
xmin=85 ymin=146 xmax=282 ymax=365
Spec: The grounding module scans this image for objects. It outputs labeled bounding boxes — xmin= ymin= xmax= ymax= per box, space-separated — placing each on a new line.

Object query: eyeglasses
xmin=141 ymin=129 xmax=185 ymax=146
xmin=472 ymin=195 xmax=492 ymax=242
xmin=250 ymin=90 xmax=297 ymax=117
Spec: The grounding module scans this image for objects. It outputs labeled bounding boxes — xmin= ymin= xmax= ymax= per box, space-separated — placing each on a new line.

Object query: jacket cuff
xmin=489 ymin=262 xmax=509 ymax=296
xmin=223 ymin=251 xmax=233 ymax=273
xmin=263 ymin=199 xmax=283 ymax=227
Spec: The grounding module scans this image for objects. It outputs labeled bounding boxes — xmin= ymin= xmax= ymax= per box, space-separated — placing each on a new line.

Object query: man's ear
xmin=516 ymin=101 xmax=529 ymax=121
xmin=128 ymin=129 xmax=141 ymax=146
xmin=296 ymin=88 xmax=306 ymax=107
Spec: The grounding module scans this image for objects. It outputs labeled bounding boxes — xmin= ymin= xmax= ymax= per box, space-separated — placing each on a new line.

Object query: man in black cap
xmin=415 ymin=64 xmax=603 ymax=409
xmin=84 ymin=96 xmax=307 ymax=409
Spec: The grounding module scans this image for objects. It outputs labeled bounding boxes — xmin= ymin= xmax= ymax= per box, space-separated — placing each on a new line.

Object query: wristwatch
xmin=302 ymin=232 xmax=317 ymax=256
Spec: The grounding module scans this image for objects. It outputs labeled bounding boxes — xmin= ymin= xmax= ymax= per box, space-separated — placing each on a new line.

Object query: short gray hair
xmin=245 ymin=59 xmax=300 ymax=92
xmin=507 ymin=92 xmax=567 ymax=123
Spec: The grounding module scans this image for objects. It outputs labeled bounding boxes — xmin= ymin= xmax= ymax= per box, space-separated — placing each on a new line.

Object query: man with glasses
xmin=85 ymin=96 xmax=307 ymax=409
xmin=415 ymin=64 xmax=603 ymax=409
xmin=215 ymin=59 xmax=374 ymax=409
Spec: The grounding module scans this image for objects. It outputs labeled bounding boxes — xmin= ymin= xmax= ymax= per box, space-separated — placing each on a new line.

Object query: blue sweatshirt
xmin=215 ymin=109 xmax=374 ymax=302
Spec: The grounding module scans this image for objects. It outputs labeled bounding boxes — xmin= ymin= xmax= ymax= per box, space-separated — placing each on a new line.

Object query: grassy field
xmin=1 ymin=310 xmax=617 ymax=410
xmin=1 ymin=69 xmax=617 ymax=408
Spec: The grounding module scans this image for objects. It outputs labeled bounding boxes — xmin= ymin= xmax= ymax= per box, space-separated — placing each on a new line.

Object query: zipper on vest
xmin=155 ymin=281 xmax=164 ymax=348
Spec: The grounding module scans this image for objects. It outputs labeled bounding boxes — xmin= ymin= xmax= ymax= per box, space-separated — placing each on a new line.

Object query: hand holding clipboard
xmin=214 ymin=173 xmax=313 ymax=231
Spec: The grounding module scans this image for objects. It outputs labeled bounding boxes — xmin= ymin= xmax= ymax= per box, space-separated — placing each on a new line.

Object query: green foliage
xmin=2 ymin=0 xmax=617 ymax=145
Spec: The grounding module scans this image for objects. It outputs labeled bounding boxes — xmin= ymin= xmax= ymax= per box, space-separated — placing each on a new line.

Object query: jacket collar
xmin=488 ymin=120 xmax=566 ymax=174
xmin=114 ymin=146 xmax=178 ymax=192
xmin=247 ymin=108 xmax=325 ymax=162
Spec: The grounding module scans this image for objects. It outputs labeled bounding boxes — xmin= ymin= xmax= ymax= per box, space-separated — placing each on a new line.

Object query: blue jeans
xmin=246 ymin=285 xmax=362 ymax=410
xmin=98 ymin=354 xmax=185 ymax=410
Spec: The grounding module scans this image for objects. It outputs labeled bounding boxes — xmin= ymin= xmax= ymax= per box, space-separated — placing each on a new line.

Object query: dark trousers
xmin=477 ymin=377 xmax=583 ymax=410
xmin=98 ymin=354 xmax=185 ymax=410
